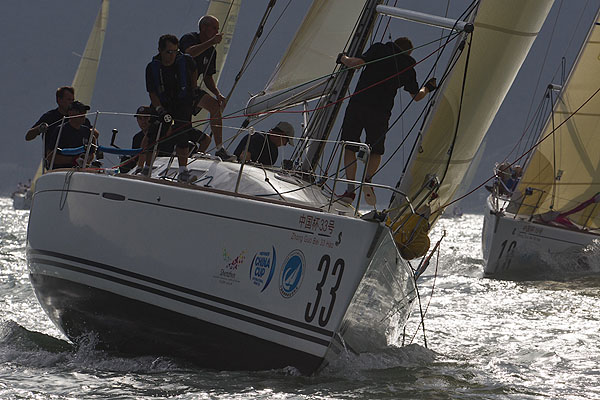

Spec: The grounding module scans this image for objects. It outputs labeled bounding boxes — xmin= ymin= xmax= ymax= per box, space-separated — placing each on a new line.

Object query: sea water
xmin=1 ymin=197 xmax=599 ymax=399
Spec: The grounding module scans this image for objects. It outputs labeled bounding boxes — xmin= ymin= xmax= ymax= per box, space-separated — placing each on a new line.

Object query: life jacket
xmin=150 ymin=53 xmax=189 ymax=105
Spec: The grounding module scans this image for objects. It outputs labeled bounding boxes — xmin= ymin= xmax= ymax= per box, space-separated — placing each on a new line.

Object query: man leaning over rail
xmin=336 ymin=37 xmax=437 ymax=205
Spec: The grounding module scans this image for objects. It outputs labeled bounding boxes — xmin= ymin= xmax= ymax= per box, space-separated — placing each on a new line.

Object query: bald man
xmin=180 ymin=15 xmax=234 ymax=161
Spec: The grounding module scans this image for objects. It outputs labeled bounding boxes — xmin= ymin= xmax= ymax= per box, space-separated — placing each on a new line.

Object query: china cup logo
xmin=279 ymin=250 xmax=305 ymax=298
xmin=250 ymin=247 xmax=276 ymax=292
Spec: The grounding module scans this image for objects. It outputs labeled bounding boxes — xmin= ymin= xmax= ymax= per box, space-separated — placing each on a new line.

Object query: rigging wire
xmin=440 ymin=85 xmax=600 ymax=212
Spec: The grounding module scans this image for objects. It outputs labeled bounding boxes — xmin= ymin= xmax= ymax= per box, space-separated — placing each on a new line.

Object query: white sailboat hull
xmin=482 ymin=195 xmax=599 ymax=279
xmin=26 ymin=170 xmax=416 ymax=373
xmin=12 ymin=192 xmax=32 ymax=210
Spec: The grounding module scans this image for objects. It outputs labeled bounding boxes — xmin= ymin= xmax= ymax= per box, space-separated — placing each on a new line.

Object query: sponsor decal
xmin=279 ymin=249 xmax=305 ymax=298
xmin=214 ymin=248 xmax=247 ymax=285
xmin=249 ymin=247 xmax=276 ymax=292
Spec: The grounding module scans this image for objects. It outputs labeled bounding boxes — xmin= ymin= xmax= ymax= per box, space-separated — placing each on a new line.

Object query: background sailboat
xmin=482 ymin=5 xmax=600 ymax=279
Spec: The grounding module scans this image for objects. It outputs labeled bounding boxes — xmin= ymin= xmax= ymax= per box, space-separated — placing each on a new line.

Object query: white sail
xmin=71 ymin=0 xmax=110 ymax=105
xmin=396 ymin=0 xmax=554 ymax=224
xmin=194 ymin=0 xmax=242 ymax=124
xmin=245 ymin=0 xmax=366 ymax=115
xmin=515 ymin=8 xmax=600 ymax=229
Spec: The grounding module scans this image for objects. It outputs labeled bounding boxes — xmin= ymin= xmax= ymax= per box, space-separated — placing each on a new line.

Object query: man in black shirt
xmin=119 ymin=106 xmax=151 ymax=173
xmin=45 ymin=101 xmax=96 ymax=169
xmin=180 ymin=15 xmax=235 ymax=161
xmin=234 ymin=121 xmax=295 ymax=166
xmin=145 ymin=34 xmax=198 ymax=182
xmin=26 ymin=86 xmax=75 ymax=141
xmin=337 ymin=37 xmax=436 ymax=204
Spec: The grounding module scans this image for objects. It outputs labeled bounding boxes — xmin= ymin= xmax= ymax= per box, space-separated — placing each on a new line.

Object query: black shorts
xmin=146 ymin=103 xmax=193 ymax=154
xmin=340 ymin=101 xmax=390 ymax=155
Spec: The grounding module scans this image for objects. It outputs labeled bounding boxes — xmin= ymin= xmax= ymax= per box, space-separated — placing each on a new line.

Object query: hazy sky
xmin=2 ymin=0 xmax=596 ymax=211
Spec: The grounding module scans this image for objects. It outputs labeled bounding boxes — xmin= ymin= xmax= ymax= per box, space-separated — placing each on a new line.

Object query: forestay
xmin=245 ymin=0 xmax=366 ymax=115
xmin=394 ymin=0 xmax=554 ymax=225
xmin=515 ymin=8 xmax=600 ymax=229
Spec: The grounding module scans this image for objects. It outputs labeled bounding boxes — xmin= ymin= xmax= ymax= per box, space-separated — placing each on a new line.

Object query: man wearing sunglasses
xmin=145 ymin=34 xmax=198 ymax=182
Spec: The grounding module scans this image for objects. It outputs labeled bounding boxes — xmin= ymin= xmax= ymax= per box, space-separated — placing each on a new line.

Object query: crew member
xmin=45 ymin=101 xmax=97 ymax=169
xmin=337 ymin=37 xmax=436 ymax=204
xmin=233 ymin=121 xmax=295 ymax=166
xmin=144 ymin=34 xmax=198 ymax=182
xmin=180 ymin=15 xmax=235 ymax=161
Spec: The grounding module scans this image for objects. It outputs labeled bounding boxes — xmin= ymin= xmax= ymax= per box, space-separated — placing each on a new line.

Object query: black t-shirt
xmin=234 ymin=133 xmax=279 ymax=166
xmin=132 ymin=130 xmax=144 ymax=149
xmin=145 ymin=53 xmax=197 ymax=111
xmin=179 ymin=32 xmax=217 ymax=77
xmin=45 ymin=123 xmax=92 ymax=154
xmin=33 ymin=108 xmax=92 ymax=130
xmin=351 ymin=42 xmax=419 ymax=112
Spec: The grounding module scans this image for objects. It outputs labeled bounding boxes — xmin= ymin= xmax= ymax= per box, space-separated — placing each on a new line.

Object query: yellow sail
xmin=245 ymin=0 xmax=366 ymax=114
xmin=515 ymin=9 xmax=600 ymax=229
xmin=395 ymin=0 xmax=554 ymax=226
xmin=71 ymin=0 xmax=110 ymax=105
xmin=194 ymin=0 xmax=242 ymax=125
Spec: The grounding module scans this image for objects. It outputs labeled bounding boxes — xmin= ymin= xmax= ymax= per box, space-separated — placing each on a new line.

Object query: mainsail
xmin=515 ymin=8 xmax=600 ymax=229
xmin=245 ymin=0 xmax=367 ymax=115
xmin=194 ymin=0 xmax=242 ymax=125
xmin=395 ymin=0 xmax=554 ymax=225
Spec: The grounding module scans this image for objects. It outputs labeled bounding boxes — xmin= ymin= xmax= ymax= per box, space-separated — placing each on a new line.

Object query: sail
xmin=245 ymin=0 xmax=366 ymax=115
xmin=71 ymin=0 xmax=110 ymax=105
xmin=515 ymin=9 xmax=600 ymax=229
xmin=194 ymin=0 xmax=242 ymax=125
xmin=395 ymin=0 xmax=554 ymax=224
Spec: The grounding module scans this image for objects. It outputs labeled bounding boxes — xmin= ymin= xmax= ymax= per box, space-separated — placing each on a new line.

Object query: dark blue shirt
xmin=179 ymin=32 xmax=217 ymax=77
xmin=45 ymin=123 xmax=92 ymax=154
xmin=234 ymin=133 xmax=279 ymax=166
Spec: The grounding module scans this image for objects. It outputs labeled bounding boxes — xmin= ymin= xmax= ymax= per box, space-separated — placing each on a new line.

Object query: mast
xmin=301 ymin=0 xmax=382 ymax=173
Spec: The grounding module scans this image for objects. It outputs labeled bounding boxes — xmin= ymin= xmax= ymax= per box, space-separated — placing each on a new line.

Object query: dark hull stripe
xmin=29 ymin=273 xmax=323 ymax=374
xmin=30 ymin=256 xmax=331 ymax=347
xmin=29 ymin=249 xmax=333 ymax=337
xmin=127 ymin=197 xmax=321 ymax=235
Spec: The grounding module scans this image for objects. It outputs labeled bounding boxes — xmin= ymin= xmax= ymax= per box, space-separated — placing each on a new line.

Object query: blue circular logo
xmin=279 ymin=250 xmax=304 ymax=298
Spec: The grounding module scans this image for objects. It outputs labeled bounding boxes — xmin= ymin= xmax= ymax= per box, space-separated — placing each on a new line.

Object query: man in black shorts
xmin=45 ymin=101 xmax=97 ymax=169
xmin=233 ymin=121 xmax=295 ymax=166
xmin=145 ymin=34 xmax=198 ymax=182
xmin=337 ymin=37 xmax=436 ymax=204
xmin=180 ymin=15 xmax=235 ymax=161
